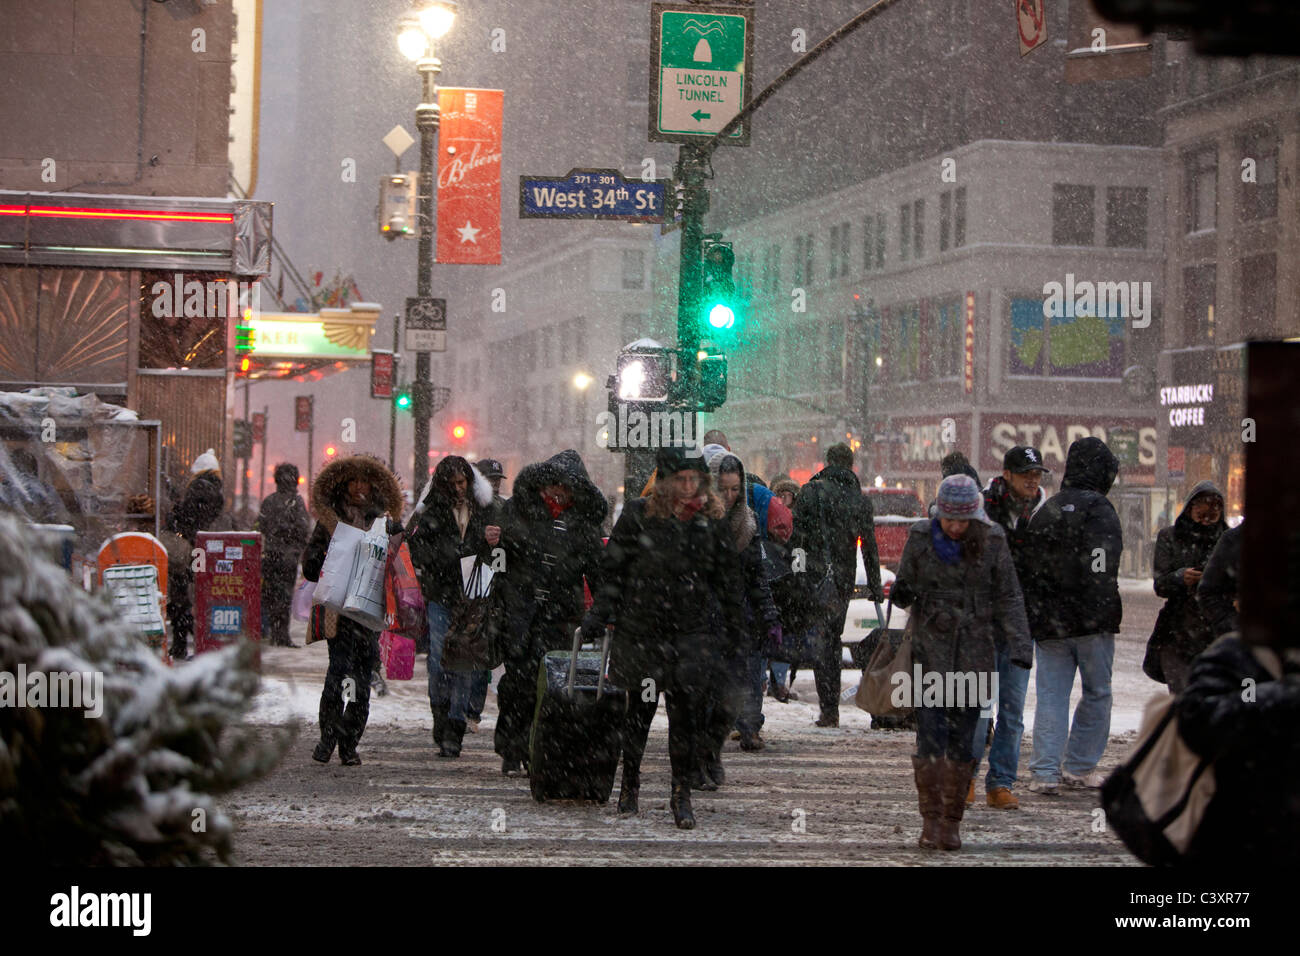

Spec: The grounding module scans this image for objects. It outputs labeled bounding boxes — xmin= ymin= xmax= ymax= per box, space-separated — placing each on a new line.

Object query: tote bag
xmin=857 ymin=611 xmax=913 ymax=717
xmin=312 ymin=521 xmax=365 ymax=611
xmin=340 ymin=517 xmax=390 ymax=630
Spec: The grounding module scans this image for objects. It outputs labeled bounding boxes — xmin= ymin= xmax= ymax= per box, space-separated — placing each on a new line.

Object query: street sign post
xmin=405 ymin=296 xmax=446 ymax=353
xmin=520 ymin=168 xmax=670 ymax=223
xmin=650 ymin=2 xmax=753 ymax=146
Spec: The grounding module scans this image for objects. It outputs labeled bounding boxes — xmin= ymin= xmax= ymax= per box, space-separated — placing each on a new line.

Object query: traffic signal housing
xmin=232 ymin=419 xmax=253 ymax=459
xmin=697 ymin=350 xmax=728 ymax=412
xmin=701 ymin=239 xmax=739 ymax=336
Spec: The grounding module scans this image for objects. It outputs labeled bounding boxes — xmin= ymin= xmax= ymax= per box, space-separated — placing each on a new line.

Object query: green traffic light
xmin=395 ymin=391 xmax=412 ymax=409
xmin=708 ymin=303 xmax=735 ymax=329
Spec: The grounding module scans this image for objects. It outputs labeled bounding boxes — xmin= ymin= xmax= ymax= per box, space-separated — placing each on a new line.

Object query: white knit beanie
xmin=191 ymin=448 xmax=220 ymax=474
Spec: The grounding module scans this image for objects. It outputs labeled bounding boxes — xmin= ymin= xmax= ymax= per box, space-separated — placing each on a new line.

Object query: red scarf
xmin=543 ymin=494 xmax=571 ymax=519
xmin=674 ymin=495 xmax=706 ymax=521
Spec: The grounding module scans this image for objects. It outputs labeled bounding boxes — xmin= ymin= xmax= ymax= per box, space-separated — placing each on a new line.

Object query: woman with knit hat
xmin=890 ymin=474 xmax=1032 ymax=851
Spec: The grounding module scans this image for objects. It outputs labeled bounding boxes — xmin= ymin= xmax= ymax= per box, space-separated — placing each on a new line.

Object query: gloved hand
xmin=580 ymin=611 xmax=606 ymax=646
xmin=385 ymin=518 xmax=405 ymax=537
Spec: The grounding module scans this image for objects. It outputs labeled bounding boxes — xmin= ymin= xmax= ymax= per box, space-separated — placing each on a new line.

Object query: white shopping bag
xmin=460 ymin=553 xmax=494 ymax=598
xmin=340 ymin=517 xmax=390 ymax=630
xmin=312 ymin=521 xmax=365 ymax=612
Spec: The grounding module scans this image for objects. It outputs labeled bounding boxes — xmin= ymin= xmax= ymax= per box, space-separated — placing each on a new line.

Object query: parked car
xmin=841 ymin=546 xmax=909 ymax=667
xmin=865 ymin=488 xmax=926 ymax=570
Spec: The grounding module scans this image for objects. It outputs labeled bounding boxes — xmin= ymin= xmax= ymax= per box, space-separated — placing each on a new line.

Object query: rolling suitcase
xmin=528 ymin=628 xmax=627 ymax=803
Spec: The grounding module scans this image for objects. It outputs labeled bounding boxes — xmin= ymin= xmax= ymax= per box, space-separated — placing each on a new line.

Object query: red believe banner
xmin=436 ymin=88 xmax=503 ymax=265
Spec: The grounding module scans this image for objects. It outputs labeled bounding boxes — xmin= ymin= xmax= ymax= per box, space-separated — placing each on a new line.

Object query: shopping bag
xmin=857 ymin=612 xmax=913 ymax=717
xmin=292 ymin=579 xmax=314 ymax=622
xmin=384 ymin=538 xmax=427 ymax=640
xmin=340 ymin=517 xmax=390 ymax=630
xmin=379 ymin=630 xmax=416 ymax=680
xmin=312 ymin=521 xmax=365 ymax=611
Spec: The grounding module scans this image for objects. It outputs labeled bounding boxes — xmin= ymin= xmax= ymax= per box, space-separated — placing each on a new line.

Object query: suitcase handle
xmin=567 ymin=626 xmax=613 ymax=700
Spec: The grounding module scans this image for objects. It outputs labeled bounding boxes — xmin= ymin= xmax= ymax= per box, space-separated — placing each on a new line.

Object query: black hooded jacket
xmin=407 ymin=459 xmax=499 ymax=609
xmin=792 ymin=465 xmax=883 ymax=603
xmin=168 ymin=471 xmax=231 ymax=543
xmin=1030 ymin=437 xmax=1123 ymax=638
xmin=257 ymin=465 xmax=311 ymax=560
xmin=1153 ymin=480 xmax=1226 ymax=658
xmin=500 ymin=450 xmax=608 ymax=636
xmin=1198 ymin=522 xmax=1243 ymax=638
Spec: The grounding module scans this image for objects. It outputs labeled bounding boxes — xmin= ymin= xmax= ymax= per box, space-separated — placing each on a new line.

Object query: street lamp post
xmin=398 ymin=2 xmax=457 ymax=489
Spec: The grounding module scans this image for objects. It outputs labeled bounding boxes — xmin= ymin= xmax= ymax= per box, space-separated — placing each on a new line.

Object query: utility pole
xmin=390 ymin=314 xmax=401 ymax=472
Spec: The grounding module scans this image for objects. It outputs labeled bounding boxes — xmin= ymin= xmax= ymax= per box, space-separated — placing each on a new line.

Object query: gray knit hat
xmin=935 ymin=474 xmax=989 ymax=523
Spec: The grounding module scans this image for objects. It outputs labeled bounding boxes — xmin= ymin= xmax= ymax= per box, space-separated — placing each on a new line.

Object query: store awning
xmin=0 ymin=190 xmax=272 ymax=275
xmin=237 ymin=303 xmax=381 ymax=381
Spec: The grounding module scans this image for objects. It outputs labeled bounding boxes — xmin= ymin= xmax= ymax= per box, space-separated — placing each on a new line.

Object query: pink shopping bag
xmin=379 ymin=631 xmax=415 ymax=680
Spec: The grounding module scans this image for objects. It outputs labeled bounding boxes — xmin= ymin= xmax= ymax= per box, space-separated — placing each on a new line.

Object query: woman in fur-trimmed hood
xmin=698 ymin=445 xmax=781 ymax=774
xmin=407 ymin=454 xmax=501 ymax=757
xmin=301 ymin=454 xmax=405 ymax=767
xmin=492 ymin=449 xmax=608 ymax=775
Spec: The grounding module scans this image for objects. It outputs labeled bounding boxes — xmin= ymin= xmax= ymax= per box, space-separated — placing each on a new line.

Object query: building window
xmin=899 ymin=203 xmax=911 ymax=262
xmin=1240 ymin=255 xmax=1276 ymax=338
xmin=828 ymin=226 xmax=840 ymax=278
xmin=793 ymin=236 xmax=805 ymax=284
xmin=939 ymin=191 xmax=951 ymax=252
xmin=933 ymin=298 xmax=962 ymax=378
xmin=1183 ymin=265 xmax=1217 ymax=343
xmin=1184 ymin=148 xmax=1217 ymax=234
xmin=621 ymin=249 xmax=645 ymax=290
xmin=1052 ymin=184 xmax=1095 ymax=246
xmin=1239 ymin=130 xmax=1278 ymax=222
xmin=803 ymin=232 xmax=814 ymax=284
xmin=954 ymin=187 xmax=966 ymax=247
xmin=875 ymin=214 xmax=886 ymax=268
xmin=765 ymin=243 xmax=781 ymax=294
xmin=895 ymin=303 xmax=920 ymax=381
xmin=912 ymin=198 xmax=924 ymax=259
xmin=827 ymin=319 xmax=844 ymax=388
xmin=862 ymin=217 xmax=874 ymax=272
xmin=620 ymin=312 xmax=644 ymax=346
xmin=838 ymin=221 xmax=850 ymax=277
xmin=1106 ymin=187 xmax=1148 ymax=248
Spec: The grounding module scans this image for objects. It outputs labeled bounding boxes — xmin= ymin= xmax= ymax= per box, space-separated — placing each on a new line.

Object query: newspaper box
xmin=194 ymin=530 xmax=262 ymax=654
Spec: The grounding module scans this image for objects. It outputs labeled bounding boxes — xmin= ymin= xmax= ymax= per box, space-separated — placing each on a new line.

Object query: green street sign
xmin=650 ymin=3 xmax=753 ymax=146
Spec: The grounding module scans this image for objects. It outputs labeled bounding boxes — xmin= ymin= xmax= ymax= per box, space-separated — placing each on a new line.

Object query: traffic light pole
xmin=390 ymin=313 xmax=401 ymax=473
xmin=411 ymin=55 xmax=440 ymax=489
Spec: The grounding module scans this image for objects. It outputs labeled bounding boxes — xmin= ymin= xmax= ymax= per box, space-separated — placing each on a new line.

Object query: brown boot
xmin=938 ymin=758 xmax=978 ymax=851
xmin=911 ymin=756 xmax=944 ymax=849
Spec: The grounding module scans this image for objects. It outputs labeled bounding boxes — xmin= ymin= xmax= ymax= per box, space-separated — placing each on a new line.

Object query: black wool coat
xmin=1152 ymin=480 xmax=1226 ymax=659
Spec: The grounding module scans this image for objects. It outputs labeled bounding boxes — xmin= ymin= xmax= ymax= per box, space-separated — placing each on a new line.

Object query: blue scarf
xmin=931 ymin=518 xmax=962 ymax=566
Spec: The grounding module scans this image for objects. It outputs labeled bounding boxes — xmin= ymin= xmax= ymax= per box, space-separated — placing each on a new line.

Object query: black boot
xmin=703 ymin=745 xmax=726 ymax=788
xmin=433 ymin=709 xmax=448 ymax=755
xmin=670 ymin=783 xmax=696 ymax=830
xmin=312 ymin=737 xmax=334 ymax=763
xmin=440 ymin=718 xmax=466 ymax=758
xmin=617 ymin=764 xmax=640 ymax=814
xmin=338 ymin=739 xmax=361 ymax=766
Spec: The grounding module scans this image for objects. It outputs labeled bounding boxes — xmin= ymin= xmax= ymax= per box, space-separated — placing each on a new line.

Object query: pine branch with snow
xmin=0 ymin=514 xmax=289 ymax=865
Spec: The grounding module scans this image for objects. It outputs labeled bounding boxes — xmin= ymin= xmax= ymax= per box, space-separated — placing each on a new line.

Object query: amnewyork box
xmin=194 ymin=531 xmax=262 ymax=653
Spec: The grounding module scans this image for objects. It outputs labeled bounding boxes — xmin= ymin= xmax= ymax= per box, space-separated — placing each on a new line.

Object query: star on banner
xmin=457 ymin=220 xmax=480 ymax=244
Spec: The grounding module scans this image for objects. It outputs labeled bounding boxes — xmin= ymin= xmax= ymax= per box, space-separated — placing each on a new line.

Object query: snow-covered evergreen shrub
xmin=0 ymin=514 xmax=289 ymax=864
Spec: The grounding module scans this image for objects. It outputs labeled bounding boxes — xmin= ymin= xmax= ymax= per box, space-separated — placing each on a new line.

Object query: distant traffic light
xmin=702 ymin=239 xmax=738 ymax=334
xmin=394 ymin=388 xmax=412 ymax=411
xmin=379 ymin=174 xmax=417 ymax=239
xmin=450 ymin=423 xmax=467 ymax=442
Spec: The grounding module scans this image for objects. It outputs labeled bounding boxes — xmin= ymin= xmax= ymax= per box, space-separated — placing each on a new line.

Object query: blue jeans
xmin=971 ymin=645 xmax=1032 ymax=791
xmin=738 ymin=653 xmax=765 ymax=736
xmin=768 ymin=660 xmax=789 ymax=690
xmin=426 ymin=601 xmax=471 ymax=721
xmin=466 ymin=669 xmax=492 ymax=721
xmin=1028 ymin=634 xmax=1114 ymax=782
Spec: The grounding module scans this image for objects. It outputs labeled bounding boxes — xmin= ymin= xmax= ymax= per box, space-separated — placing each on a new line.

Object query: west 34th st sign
xmin=519 ymin=169 xmax=669 ymax=223
xmin=650 ymin=2 xmax=753 ymax=146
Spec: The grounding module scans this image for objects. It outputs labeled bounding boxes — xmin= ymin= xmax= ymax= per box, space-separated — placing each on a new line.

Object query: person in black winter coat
xmin=407 ymin=455 xmax=501 ymax=757
xmin=1149 ymin=481 xmax=1226 ymax=692
xmin=1198 ymin=520 xmax=1243 ymax=638
xmin=582 ymin=446 xmax=746 ymax=829
xmin=697 ymin=447 xmax=781 ymax=783
xmin=791 ymin=443 xmax=883 ymax=727
xmin=301 ymin=454 xmax=405 ymax=766
xmin=165 ymin=452 xmax=237 ymax=660
xmin=1027 ymin=437 xmax=1123 ymax=793
xmin=1173 ymin=635 xmax=1300 ymax=865
xmin=494 ymin=450 xmax=607 ymax=776
xmin=257 ymin=463 xmax=311 ymax=647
